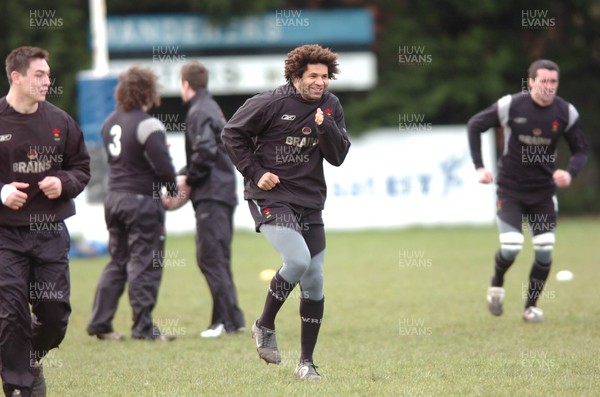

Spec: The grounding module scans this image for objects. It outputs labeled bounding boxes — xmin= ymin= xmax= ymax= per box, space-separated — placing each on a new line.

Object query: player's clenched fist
xmin=38 ymin=176 xmax=62 ymax=199
xmin=163 ymin=175 xmax=191 ymax=210
xmin=553 ymin=169 xmax=572 ymax=188
xmin=2 ymin=182 xmax=29 ymax=210
xmin=315 ymin=108 xmax=324 ymax=126
xmin=476 ymin=167 xmax=493 ymax=184
xmin=257 ymin=172 xmax=280 ymax=191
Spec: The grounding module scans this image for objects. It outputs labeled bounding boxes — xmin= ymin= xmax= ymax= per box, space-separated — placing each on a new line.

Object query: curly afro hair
xmin=284 ymin=44 xmax=340 ymax=85
xmin=115 ymin=65 xmax=161 ymax=111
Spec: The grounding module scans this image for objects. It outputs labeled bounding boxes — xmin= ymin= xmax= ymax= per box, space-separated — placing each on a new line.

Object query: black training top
xmin=0 ymin=97 xmax=90 ymax=226
xmin=222 ymin=84 xmax=351 ymax=210
xmin=468 ymin=92 xmax=588 ymax=192
xmin=102 ymin=108 xmax=176 ymax=197
xmin=179 ymin=89 xmax=237 ymax=207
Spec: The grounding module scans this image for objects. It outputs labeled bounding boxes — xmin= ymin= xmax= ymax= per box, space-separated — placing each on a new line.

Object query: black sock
xmin=257 ymin=271 xmax=296 ymax=330
xmin=299 ymin=297 xmax=324 ymax=363
xmin=526 ymin=260 xmax=551 ymax=308
xmin=491 ymin=250 xmax=515 ymax=287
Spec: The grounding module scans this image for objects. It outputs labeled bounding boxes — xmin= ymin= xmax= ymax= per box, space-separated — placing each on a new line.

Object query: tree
xmin=0 ymin=0 xmax=91 ymax=117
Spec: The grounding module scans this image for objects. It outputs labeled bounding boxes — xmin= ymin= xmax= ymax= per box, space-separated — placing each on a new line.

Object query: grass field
xmin=43 ymin=217 xmax=599 ymax=396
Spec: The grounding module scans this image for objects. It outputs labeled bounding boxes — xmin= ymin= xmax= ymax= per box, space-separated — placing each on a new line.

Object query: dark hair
xmin=5 ymin=46 xmax=49 ymax=85
xmin=115 ymin=66 xmax=161 ymax=111
xmin=284 ymin=44 xmax=340 ymax=85
xmin=181 ymin=61 xmax=208 ymax=91
xmin=528 ymin=59 xmax=559 ymax=79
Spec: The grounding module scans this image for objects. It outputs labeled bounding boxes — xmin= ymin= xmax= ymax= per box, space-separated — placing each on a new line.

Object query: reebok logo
xmin=281 ymin=114 xmax=296 ymax=121
xmin=0 ymin=134 xmax=12 ymax=142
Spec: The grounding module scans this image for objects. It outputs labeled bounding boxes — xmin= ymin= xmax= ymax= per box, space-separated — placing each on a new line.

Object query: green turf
xmin=44 ymin=217 xmax=600 ymax=396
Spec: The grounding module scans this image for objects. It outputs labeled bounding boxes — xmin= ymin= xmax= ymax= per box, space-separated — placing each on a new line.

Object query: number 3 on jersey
xmin=108 ymin=124 xmax=122 ymax=157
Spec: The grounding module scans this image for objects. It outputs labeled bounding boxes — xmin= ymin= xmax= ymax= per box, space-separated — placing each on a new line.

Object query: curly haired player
xmin=222 ymin=44 xmax=350 ymax=380
xmin=87 ymin=66 xmax=178 ymax=342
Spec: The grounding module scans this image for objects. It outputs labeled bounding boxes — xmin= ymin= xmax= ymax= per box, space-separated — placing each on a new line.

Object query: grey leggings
xmin=259 ymin=224 xmax=325 ymax=301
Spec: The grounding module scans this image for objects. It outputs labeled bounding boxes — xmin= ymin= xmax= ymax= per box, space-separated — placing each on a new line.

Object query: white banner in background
xmin=108 ymin=52 xmax=376 ymax=96
xmin=321 ymin=127 xmax=496 ymax=229
xmin=66 ymin=126 xmax=496 ymax=239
